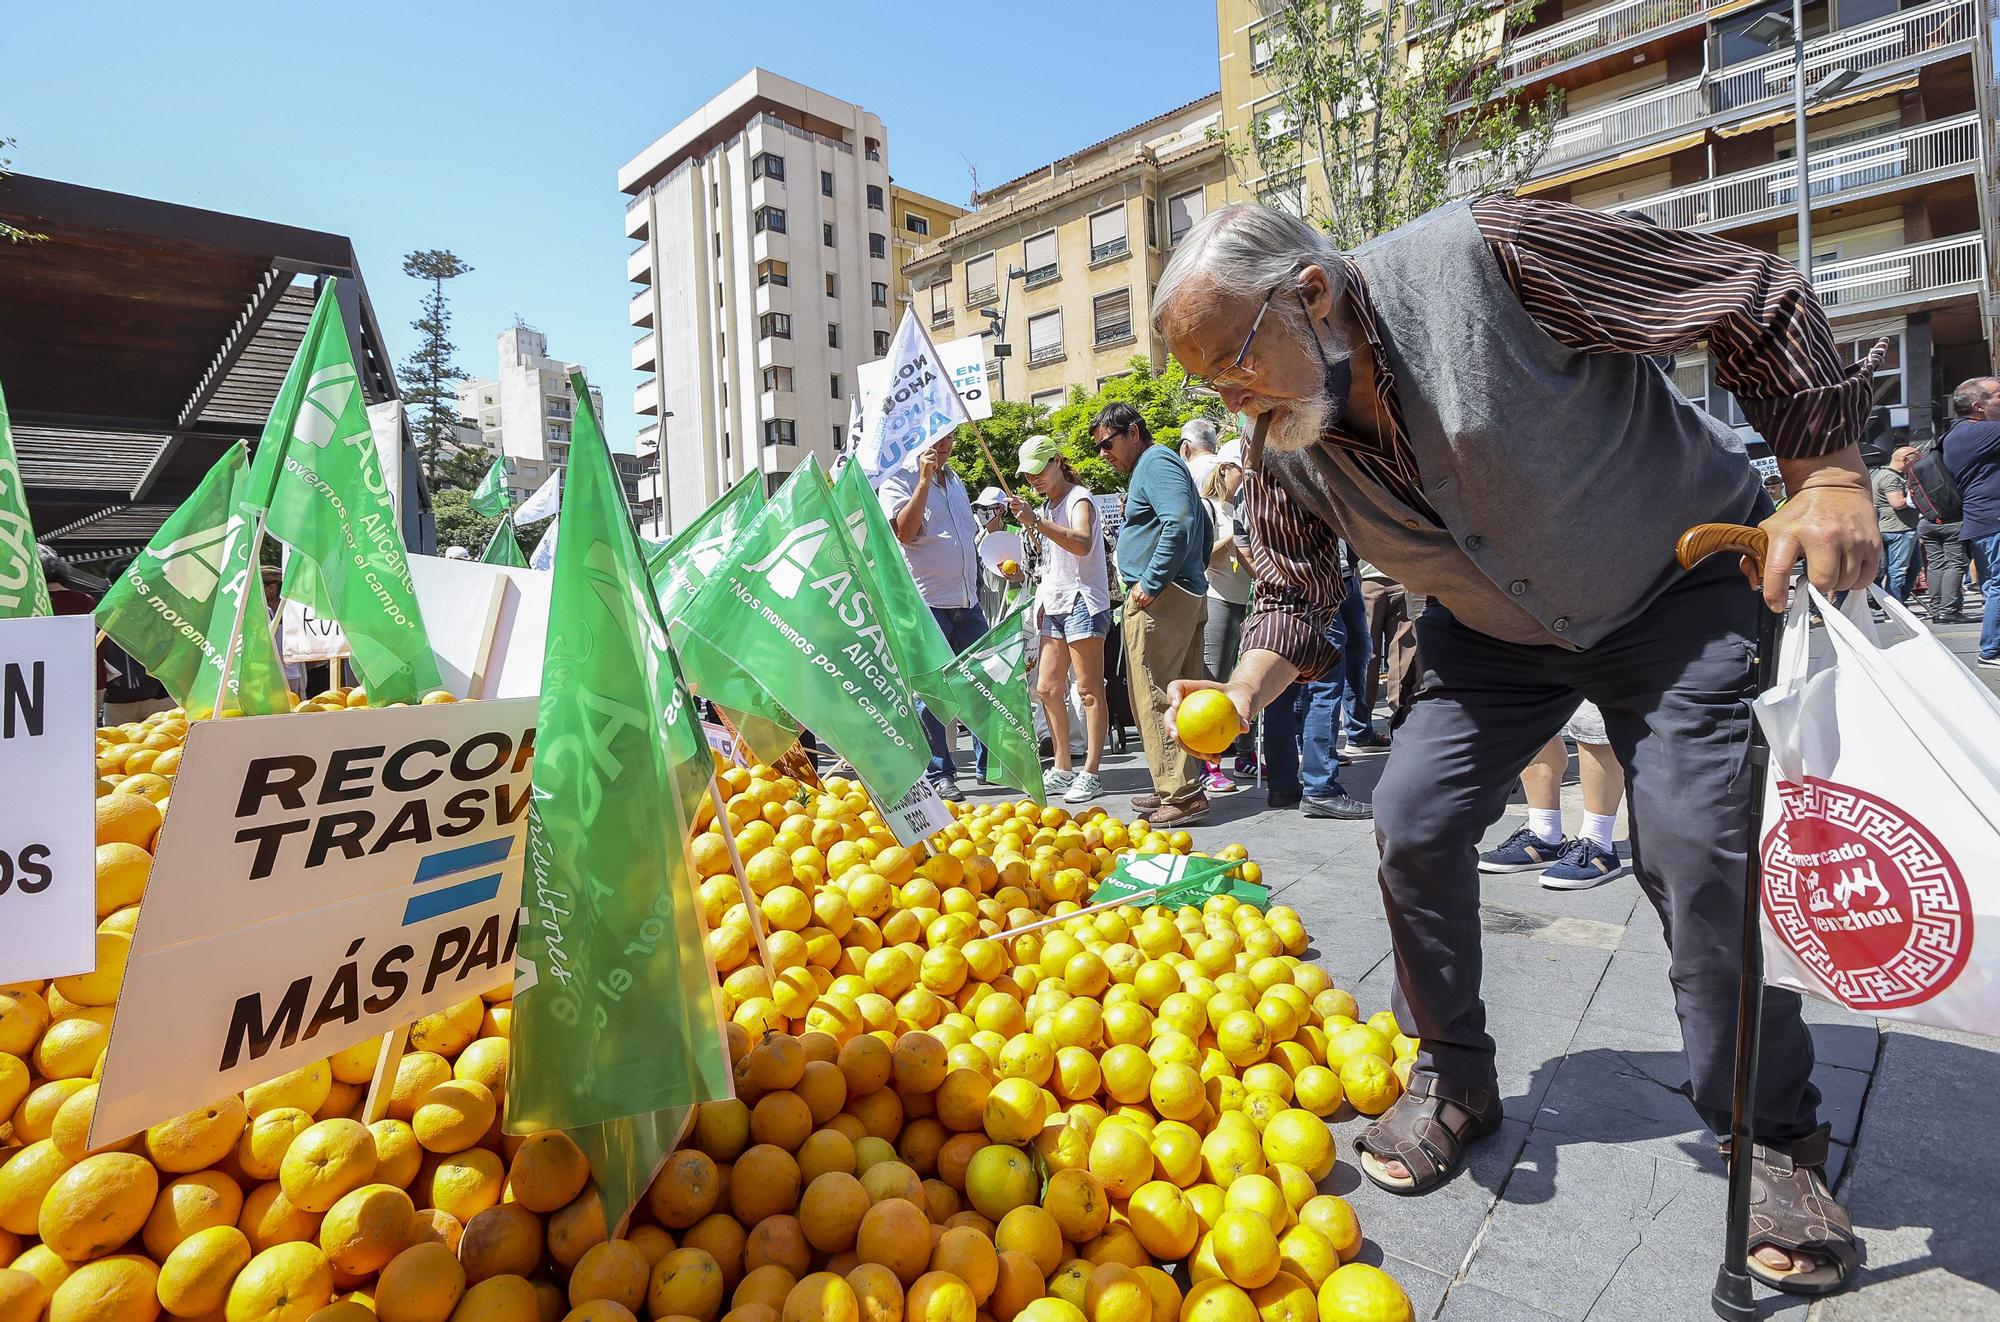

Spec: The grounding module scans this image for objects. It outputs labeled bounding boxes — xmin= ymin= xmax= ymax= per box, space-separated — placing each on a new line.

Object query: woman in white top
xmin=1010 ymin=435 xmax=1111 ymax=805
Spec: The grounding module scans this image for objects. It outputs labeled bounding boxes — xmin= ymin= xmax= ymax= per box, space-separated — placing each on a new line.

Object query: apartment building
xmin=620 ymin=69 xmax=898 ymax=536
xmin=901 ymin=96 xmax=1229 ymax=416
xmin=454 ymin=323 xmax=639 ymax=507
xmin=890 ymin=186 xmax=967 ymax=324
xmin=1216 ymin=0 xmax=1999 ymax=444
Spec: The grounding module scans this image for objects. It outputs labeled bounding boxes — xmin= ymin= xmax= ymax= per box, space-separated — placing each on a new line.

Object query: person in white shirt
xmin=1009 ymin=435 xmax=1112 ymax=804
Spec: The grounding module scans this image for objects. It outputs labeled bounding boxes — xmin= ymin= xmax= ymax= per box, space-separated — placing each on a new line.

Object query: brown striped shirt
xmin=1241 ymin=195 xmax=1886 ymax=678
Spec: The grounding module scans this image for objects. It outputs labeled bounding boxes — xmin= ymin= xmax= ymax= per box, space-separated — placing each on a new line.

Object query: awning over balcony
xmin=0 ymin=174 xmax=419 ymax=564
xmin=1714 ymin=77 xmax=1917 ymax=136
xmin=1521 ymin=130 xmax=1706 ymax=194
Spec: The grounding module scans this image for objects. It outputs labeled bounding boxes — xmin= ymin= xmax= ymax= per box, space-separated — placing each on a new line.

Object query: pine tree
xmin=1 ymin=136 xmax=45 ymax=244
xmin=397 ymin=250 xmax=474 ymax=487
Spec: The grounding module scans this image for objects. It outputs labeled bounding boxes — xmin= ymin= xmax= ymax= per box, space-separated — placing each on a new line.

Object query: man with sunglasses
xmin=1092 ymin=402 xmax=1213 ymax=826
xmin=1151 ymin=199 xmax=1883 ymax=1296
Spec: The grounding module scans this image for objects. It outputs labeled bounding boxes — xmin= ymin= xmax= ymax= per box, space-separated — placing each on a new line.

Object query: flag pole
xmin=210 ymin=509 xmax=268 ymax=719
xmin=962 ymin=418 xmax=1018 ymax=501
xmin=706 ymin=774 xmax=776 ymax=980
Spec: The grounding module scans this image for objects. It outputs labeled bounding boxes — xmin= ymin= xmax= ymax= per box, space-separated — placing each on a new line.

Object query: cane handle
xmin=1677 ymin=523 xmax=1768 ymax=574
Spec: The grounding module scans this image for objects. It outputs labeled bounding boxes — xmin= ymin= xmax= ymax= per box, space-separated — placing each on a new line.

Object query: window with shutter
xmin=1093 ymin=290 xmax=1132 ymax=347
xmin=965 ymin=254 xmax=997 ymax=304
xmin=1088 ymin=207 xmax=1128 ymax=263
xmin=1023 ymin=232 xmax=1059 ymax=286
xmin=929 ymin=281 xmax=952 ymax=326
xmin=1027 ymin=311 xmax=1063 ymax=365
xmin=1168 ymin=189 xmax=1207 ymax=244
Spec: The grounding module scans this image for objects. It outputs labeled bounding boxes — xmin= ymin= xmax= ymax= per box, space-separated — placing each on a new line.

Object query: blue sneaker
xmin=1477 ymin=826 xmax=1566 ymax=873
xmin=1540 ymin=837 xmax=1630 ymax=890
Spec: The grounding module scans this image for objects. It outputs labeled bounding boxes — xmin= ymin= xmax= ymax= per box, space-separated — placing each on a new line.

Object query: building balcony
xmin=624 ymin=195 xmax=649 ymax=241
xmin=1621 ymin=113 xmax=1982 ymax=232
xmin=634 ymin=378 xmax=662 ymax=417
xmin=750 ymin=175 xmax=785 ymax=213
xmin=1811 ymin=233 xmax=1986 ymax=320
xmin=753 ymin=227 xmax=788 ymax=266
xmin=1452 ymin=0 xmax=1978 ymax=190
xmin=631 ymin=333 xmax=658 ymax=373
xmin=627 ymin=245 xmax=652 ymax=284
xmin=1500 ymin=0 xmax=1731 ymax=83
xmin=629 ymin=288 xmax=654 ymax=329
xmin=755 ymin=280 xmax=789 ymax=319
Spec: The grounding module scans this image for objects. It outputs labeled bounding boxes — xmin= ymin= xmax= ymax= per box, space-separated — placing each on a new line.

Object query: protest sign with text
xmin=0 ymin=616 xmax=95 ymax=982
xmin=851 ymin=311 xmax=971 ymax=481
xmin=92 ymin=697 xmax=537 ymax=1144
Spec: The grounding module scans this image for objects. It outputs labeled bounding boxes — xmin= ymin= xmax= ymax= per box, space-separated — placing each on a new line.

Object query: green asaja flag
xmin=481 ymin=514 xmax=528 ymax=568
xmin=913 ymin=606 xmax=1043 ymax=801
xmin=243 ymin=280 xmax=443 ymax=704
xmin=95 ymin=446 xmax=292 ymax=717
xmin=507 ymin=372 xmax=731 ymax=1233
xmin=0 ymin=380 xmax=52 ymax=619
xmin=471 ymin=457 xmax=510 ymax=517
xmin=651 ymin=473 xmax=802 ymax=762
xmin=648 ymin=472 xmax=765 ymax=618
xmin=679 ymin=459 xmax=930 ymax=810
xmin=832 ymin=458 xmax=951 ymax=680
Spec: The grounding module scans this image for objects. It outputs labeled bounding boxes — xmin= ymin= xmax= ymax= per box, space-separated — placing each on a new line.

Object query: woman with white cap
xmin=1010 ymin=435 xmax=1111 ymax=804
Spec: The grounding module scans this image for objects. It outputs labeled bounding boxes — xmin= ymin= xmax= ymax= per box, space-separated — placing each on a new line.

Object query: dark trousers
xmin=1335 ymin=577 xmax=1374 ymax=741
xmin=919 ymin=605 xmax=990 ymax=779
xmin=1298 ymin=575 xmax=1365 ymax=797
xmin=1919 ymin=519 xmax=1966 ymax=616
xmin=1262 ymin=680 xmax=1305 ymax=794
xmin=1371 ymin=558 xmax=1821 ymax=1141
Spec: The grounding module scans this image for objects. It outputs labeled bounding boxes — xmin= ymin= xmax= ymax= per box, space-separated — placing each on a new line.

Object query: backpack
xmin=1906 ymin=442 xmax=1964 ymax=524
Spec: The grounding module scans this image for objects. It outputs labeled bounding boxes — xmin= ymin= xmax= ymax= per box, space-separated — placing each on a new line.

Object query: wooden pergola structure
xmin=0 ymin=174 xmax=431 ymax=566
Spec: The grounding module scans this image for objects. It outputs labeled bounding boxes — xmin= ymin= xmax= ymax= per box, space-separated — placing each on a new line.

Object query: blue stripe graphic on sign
xmin=403 ymin=872 xmax=503 ymax=925
xmin=413 ymin=837 xmax=512 ymax=882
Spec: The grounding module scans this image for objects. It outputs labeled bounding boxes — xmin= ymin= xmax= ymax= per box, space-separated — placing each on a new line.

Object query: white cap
xmin=443 ymin=546 xmax=471 ymax=560
xmin=974 ymin=486 xmax=1007 ymax=507
xmin=1217 ymin=439 xmax=1245 ymax=469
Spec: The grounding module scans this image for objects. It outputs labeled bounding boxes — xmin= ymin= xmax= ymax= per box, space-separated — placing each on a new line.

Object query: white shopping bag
xmin=1752 ymin=585 xmax=2000 ymax=1032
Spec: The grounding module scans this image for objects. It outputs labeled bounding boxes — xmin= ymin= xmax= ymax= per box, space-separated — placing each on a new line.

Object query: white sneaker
xmin=1063 ymin=772 xmax=1103 ymax=804
xmin=1044 ymin=767 xmax=1077 ymax=796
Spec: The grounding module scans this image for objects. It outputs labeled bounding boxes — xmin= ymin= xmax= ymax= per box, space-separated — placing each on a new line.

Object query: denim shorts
xmin=1039 ymin=595 xmax=1111 ymax=642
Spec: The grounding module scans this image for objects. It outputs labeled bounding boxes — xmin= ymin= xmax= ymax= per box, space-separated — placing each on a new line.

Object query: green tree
xmin=1243 ymin=0 xmax=1560 ymax=249
xmin=942 ymin=358 xmax=1224 ymax=504
xmin=432 ymin=485 xmax=532 ymax=559
xmin=397 ymin=249 xmax=475 ymax=488
xmin=1 ymin=136 xmax=45 ymax=244
xmin=430 ymin=445 xmax=492 ymax=492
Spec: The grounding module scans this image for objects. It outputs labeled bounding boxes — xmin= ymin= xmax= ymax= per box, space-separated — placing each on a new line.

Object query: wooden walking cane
xmin=1676 ymin=522 xmax=1778 ymax=1322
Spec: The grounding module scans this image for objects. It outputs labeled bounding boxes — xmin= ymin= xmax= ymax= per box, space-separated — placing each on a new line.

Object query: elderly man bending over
xmin=1156 ymin=198 xmax=1883 ymax=1297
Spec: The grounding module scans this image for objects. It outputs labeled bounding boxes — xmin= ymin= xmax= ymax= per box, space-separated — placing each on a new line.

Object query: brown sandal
xmin=1353 ymin=1073 xmax=1503 ymax=1195
xmin=1722 ymin=1124 xmax=1858 ymax=1296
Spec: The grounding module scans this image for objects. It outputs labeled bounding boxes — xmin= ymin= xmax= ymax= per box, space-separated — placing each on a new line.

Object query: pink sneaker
xmin=1203 ymin=766 xmax=1241 ymax=795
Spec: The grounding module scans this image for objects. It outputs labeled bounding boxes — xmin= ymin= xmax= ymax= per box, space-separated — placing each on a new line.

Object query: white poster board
xmin=279 ymin=555 xmax=541 ymax=700
xmin=855 ymin=335 xmax=994 ymax=428
xmin=0 ymin=615 xmax=96 ymax=982
xmin=92 ymin=697 xmax=538 ymax=1144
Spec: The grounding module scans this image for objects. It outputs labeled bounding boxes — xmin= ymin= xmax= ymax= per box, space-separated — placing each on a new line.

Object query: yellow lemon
xmin=48 ymin=1256 xmax=159 ymax=1322
xmin=227 ymin=1242 xmax=335 ymax=1322
xmin=39 ymin=1152 xmax=159 ymax=1262
xmin=1314 ymin=1265 xmax=1411 ymax=1322
xmin=158 ymin=1225 xmax=254 ymax=1318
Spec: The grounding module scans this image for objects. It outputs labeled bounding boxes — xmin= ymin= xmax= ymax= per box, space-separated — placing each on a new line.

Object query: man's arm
xmin=1163 ymin=471 xmax=1341 ymax=740
xmin=883 ymin=472 xmax=929 ymax=545
xmin=1136 ymin=459 xmax=1200 ymax=600
xmin=1474 ymin=195 xmax=1883 ymax=607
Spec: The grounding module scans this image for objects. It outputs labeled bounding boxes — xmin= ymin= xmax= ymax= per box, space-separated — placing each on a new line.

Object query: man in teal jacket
xmin=1093 ymin=402 xmax=1213 ymax=825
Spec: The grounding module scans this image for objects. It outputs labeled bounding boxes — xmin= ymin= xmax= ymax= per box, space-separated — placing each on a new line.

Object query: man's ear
xmin=1296 ymin=264 xmax=1337 ymax=322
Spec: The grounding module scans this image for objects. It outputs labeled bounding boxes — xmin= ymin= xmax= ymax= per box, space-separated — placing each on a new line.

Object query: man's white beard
xmin=1265 ymin=391 xmax=1333 ymax=453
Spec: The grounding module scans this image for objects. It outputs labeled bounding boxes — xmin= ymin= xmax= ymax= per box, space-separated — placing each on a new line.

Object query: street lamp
xmin=1743 ymin=5 xmax=1856 ymax=284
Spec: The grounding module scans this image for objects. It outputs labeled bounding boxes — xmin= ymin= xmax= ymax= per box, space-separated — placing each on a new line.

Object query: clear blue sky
xmin=4 ymin=1 xmax=1220 ymax=451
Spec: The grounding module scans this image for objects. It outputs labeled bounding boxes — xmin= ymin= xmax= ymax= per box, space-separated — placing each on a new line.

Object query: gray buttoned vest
xmin=1265 ymin=200 xmax=1761 ymax=650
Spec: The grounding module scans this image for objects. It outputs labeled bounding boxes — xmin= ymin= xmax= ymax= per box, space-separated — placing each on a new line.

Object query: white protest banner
xmin=0 ymin=615 xmax=95 ymax=982
xmin=855 ymin=336 xmax=991 ymax=446
xmin=92 ymin=697 xmax=538 ymax=1144
xmin=851 ymin=310 xmax=972 ymax=481
xmin=282 ymin=597 xmax=349 ymax=664
xmin=278 ymin=555 xmax=528 ymax=698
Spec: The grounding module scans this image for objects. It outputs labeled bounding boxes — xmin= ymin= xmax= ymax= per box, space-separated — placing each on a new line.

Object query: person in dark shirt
xmin=1942 ymin=375 xmax=2000 ymax=667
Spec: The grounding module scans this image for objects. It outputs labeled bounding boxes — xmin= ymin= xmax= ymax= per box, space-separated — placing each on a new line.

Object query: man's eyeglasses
xmin=1093 ymin=429 xmax=1124 ymax=454
xmin=1188 ymin=278 xmax=1289 ymax=393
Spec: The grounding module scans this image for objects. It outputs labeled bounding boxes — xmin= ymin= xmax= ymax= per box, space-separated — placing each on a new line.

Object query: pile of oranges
xmin=1 ymin=693 xmax=1422 ymax=1322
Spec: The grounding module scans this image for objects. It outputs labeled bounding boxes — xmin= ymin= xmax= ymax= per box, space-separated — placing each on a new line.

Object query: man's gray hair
xmin=1153 ymin=203 xmax=1347 ymax=340
xmin=1950 ymin=376 xmax=2000 ymax=419
xmin=1179 ymin=418 xmax=1220 ymax=452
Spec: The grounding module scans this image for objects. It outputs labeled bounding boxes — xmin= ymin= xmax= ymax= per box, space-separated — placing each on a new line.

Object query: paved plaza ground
xmin=954 ymin=608 xmax=2000 ymax=1320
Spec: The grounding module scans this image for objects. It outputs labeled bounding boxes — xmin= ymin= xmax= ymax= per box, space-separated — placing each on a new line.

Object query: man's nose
xmin=1220 ymin=385 xmax=1257 ymax=413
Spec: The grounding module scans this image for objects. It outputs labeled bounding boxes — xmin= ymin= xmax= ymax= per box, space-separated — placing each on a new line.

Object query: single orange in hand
xmin=1176 ymin=690 xmax=1241 ymax=758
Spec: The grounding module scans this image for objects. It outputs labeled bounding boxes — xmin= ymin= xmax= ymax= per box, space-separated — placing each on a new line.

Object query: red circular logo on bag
xmin=1762 ymin=776 xmax=1972 ymax=1010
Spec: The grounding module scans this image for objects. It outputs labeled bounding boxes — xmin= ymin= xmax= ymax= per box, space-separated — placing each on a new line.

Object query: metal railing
xmin=1028 ymin=341 xmax=1066 ymax=365
xmin=1023 ymin=264 xmax=1060 ymax=288
xmin=1091 ymin=238 xmax=1130 ymax=262
xmin=1501 ymin=0 xmax=1720 ymax=79
xmin=1623 ymin=114 xmax=1982 ymax=229
xmin=931 ymin=307 xmax=954 ymax=326
xmin=1811 ymin=233 xmax=1985 ymax=311
xmin=1452 ymin=0 xmax=1976 ymax=188
xmin=967 ymin=284 xmax=998 ymax=305
xmin=1094 ymin=321 xmax=1134 ymax=346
